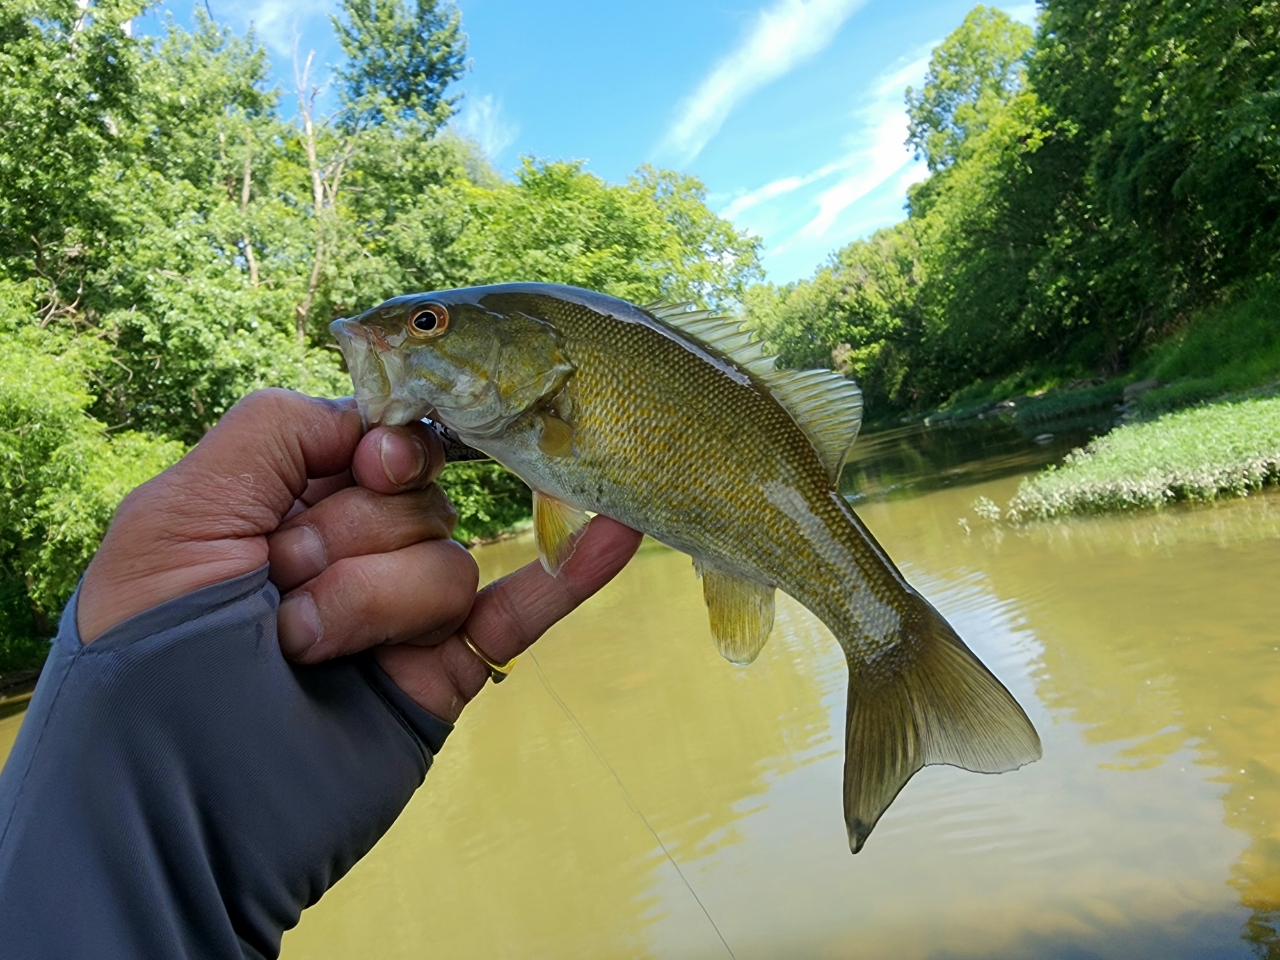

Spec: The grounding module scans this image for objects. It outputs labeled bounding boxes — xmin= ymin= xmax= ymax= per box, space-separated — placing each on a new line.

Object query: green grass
xmin=1011 ymin=383 xmax=1125 ymax=423
xmin=1005 ymin=397 xmax=1280 ymax=520
xmin=1132 ymin=275 xmax=1280 ymax=415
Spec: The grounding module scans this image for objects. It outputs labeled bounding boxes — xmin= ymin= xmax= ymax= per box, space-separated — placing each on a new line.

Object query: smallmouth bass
xmin=331 ymin=283 xmax=1041 ymax=852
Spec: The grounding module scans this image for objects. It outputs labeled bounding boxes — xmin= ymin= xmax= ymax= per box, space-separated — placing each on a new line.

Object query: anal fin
xmin=694 ymin=561 xmax=775 ymax=665
xmin=842 ymin=595 xmax=1041 ymax=853
xmin=533 ymin=490 xmax=589 ymax=576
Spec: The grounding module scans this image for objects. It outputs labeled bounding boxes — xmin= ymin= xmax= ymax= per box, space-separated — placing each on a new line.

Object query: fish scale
xmin=332 ymin=281 xmax=1041 ymax=852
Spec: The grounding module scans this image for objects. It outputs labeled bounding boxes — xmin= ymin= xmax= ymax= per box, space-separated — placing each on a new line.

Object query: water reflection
xmin=864 ymin=477 xmax=1280 ymax=959
xmin=1 ymin=423 xmax=1277 ymax=958
xmin=841 ymin=416 xmax=1106 ymax=503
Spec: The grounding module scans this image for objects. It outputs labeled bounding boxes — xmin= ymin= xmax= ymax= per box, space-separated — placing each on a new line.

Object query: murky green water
xmin=2 ymin=421 xmax=1278 ymax=958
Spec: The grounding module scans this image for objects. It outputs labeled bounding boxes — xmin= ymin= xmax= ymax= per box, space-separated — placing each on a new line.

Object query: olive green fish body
xmin=472 ymin=289 xmax=906 ymax=663
xmin=332 ymin=282 xmax=1041 ymax=852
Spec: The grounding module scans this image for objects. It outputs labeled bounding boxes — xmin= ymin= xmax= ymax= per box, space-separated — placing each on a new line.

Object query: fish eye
xmin=407 ymin=303 xmax=449 ymax=338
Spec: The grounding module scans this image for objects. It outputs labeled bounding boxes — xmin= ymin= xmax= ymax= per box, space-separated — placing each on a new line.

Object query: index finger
xmin=373 ymin=516 xmax=643 ymax=722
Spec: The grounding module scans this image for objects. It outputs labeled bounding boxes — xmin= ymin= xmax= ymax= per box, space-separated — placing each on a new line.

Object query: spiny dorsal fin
xmin=642 ymin=302 xmax=864 ymax=481
xmin=763 ymin=369 xmax=864 ymax=482
xmin=693 ymin=560 xmax=776 ymax=665
xmin=532 ymin=490 xmax=589 ymax=576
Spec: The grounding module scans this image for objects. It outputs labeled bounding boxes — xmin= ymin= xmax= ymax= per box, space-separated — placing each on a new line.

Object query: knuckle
xmin=431 ymin=540 xmax=479 ymax=604
xmin=422 ymin=484 xmax=459 ymax=534
xmin=323 ymin=556 xmax=381 ymax=624
xmin=235 ymin=387 xmax=297 ymax=420
xmin=491 ymin=578 xmax=540 ymax=648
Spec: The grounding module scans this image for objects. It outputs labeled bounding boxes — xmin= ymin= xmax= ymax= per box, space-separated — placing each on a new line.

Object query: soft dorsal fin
xmin=760 ymin=368 xmax=864 ymax=481
xmin=642 ymin=302 xmax=864 ymax=481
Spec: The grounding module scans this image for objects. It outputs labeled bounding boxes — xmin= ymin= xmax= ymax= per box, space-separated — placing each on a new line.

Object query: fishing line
xmin=528 ymin=651 xmax=738 ymax=960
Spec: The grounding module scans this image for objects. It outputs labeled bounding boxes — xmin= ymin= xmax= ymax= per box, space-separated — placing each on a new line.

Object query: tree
xmin=905 ymin=6 xmax=1034 ymax=171
xmin=1033 ymin=0 xmax=1280 ymax=307
xmin=291 ymin=0 xmax=469 ymax=341
xmin=454 ymin=159 xmax=761 ymax=307
xmin=0 ymin=0 xmax=143 ymax=318
xmin=746 ymin=223 xmax=925 ymax=417
xmin=332 ymin=0 xmax=467 ymax=131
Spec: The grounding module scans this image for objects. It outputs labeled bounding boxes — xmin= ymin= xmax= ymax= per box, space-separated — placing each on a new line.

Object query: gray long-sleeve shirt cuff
xmin=0 ymin=566 xmax=452 ymax=959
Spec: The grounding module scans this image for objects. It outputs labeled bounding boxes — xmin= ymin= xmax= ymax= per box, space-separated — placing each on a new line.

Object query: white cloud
xmin=798 ymin=55 xmax=929 ymax=238
xmin=1002 ymin=3 xmax=1038 ymax=27
xmin=655 ymin=0 xmax=869 ymax=166
xmin=224 ymin=0 xmax=332 ymax=57
xmin=720 ymin=167 xmax=837 ymax=220
xmin=452 ymin=94 xmax=519 ymax=160
xmin=719 ymin=49 xmax=934 ymax=277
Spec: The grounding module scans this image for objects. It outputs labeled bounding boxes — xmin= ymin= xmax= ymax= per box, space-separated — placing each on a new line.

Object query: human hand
xmin=78 ymin=389 xmax=641 ymax=721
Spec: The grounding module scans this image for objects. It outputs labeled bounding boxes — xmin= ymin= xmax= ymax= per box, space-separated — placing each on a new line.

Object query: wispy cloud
xmin=452 ymin=94 xmax=519 ymax=160
xmin=719 ymin=164 xmax=840 ymax=220
xmin=798 ymin=53 xmax=929 ymax=238
xmin=222 ymin=0 xmax=333 ymax=57
xmin=656 ymin=0 xmax=869 ymax=166
xmin=718 ymin=49 xmax=932 ymax=276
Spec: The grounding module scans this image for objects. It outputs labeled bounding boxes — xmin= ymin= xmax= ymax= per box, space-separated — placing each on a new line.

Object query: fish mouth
xmin=329 ymin=317 xmax=433 ymax=429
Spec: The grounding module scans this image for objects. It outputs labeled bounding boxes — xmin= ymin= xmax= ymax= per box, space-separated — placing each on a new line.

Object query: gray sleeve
xmin=0 ymin=566 xmax=453 ymax=960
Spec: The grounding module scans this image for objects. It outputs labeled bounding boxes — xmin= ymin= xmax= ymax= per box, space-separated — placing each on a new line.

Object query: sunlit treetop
xmin=904 ymin=5 xmax=1034 ymax=172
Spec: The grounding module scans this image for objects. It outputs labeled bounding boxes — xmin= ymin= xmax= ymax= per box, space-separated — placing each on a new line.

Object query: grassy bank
xmin=1002 ymin=396 xmax=1280 ymax=521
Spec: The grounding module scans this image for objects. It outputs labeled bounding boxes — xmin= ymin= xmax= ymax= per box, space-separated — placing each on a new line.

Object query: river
xmin=2 ymin=420 xmax=1278 ymax=958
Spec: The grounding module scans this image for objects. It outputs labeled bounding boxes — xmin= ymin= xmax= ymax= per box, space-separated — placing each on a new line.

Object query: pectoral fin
xmin=694 ymin=562 xmax=775 ymax=665
xmin=537 ymin=411 xmax=575 ymax=458
xmin=533 ymin=490 xmax=589 ymax=576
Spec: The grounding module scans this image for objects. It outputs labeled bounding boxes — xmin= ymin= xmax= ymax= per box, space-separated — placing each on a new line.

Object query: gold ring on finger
xmin=459 ymin=627 xmax=516 ymax=684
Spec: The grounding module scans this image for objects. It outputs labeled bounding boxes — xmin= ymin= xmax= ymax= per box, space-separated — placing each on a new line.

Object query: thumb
xmin=78 ymin=390 xmax=364 ymax=642
xmin=161 ymin=390 xmax=365 ymax=539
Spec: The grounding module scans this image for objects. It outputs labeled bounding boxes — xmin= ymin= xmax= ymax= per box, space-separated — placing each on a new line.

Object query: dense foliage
xmin=747 ymin=2 xmax=1280 ymax=419
xmin=0 ymin=0 xmax=760 ymax=664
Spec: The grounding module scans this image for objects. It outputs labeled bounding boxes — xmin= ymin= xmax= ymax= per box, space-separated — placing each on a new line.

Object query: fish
xmin=330 ymin=282 xmax=1041 ymax=852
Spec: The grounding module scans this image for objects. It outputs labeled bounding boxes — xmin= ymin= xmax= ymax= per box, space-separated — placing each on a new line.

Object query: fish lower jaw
xmin=357 ymin=395 xmax=434 ymax=430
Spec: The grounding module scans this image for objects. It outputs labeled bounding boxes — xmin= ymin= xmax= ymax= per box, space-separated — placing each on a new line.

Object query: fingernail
xmin=381 ymin=432 xmax=427 ymax=486
xmin=278 ymin=592 xmax=322 ymax=659
xmin=273 ymin=524 xmax=327 ymax=583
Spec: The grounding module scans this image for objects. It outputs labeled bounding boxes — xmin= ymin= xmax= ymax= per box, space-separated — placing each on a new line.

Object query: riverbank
xmin=998 ymin=394 xmax=1280 ymax=521
xmin=913 ymin=275 xmax=1280 ymax=432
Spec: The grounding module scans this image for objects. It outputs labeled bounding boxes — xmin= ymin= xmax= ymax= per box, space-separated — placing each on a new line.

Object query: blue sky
xmin=137 ymin=0 xmax=1036 ymax=284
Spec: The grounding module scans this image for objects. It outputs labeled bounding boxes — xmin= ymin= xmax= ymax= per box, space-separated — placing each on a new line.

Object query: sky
xmin=137 ymin=0 xmax=1037 ymax=284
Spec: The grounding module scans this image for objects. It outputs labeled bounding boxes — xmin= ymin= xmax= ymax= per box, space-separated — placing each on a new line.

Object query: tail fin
xmin=843 ymin=596 xmax=1040 ymax=853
